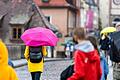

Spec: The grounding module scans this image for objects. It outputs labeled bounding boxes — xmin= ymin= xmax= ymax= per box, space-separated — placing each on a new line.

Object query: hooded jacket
xmin=0 ymin=40 xmax=18 ymax=80
xmin=68 ymin=41 xmax=102 ymax=80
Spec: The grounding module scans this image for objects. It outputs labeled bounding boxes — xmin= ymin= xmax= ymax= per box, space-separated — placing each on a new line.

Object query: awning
xmin=9 ymin=14 xmax=30 ymax=25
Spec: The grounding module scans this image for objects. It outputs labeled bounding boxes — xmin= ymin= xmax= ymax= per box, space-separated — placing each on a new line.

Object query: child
xmin=67 ymin=27 xmax=102 ymax=80
xmin=0 ymin=40 xmax=18 ymax=80
xmin=87 ymin=35 xmax=109 ymax=80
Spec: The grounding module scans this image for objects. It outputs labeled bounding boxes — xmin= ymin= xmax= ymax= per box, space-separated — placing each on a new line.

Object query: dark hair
xmin=73 ymin=27 xmax=86 ymax=40
xmin=87 ymin=36 xmax=99 ymax=54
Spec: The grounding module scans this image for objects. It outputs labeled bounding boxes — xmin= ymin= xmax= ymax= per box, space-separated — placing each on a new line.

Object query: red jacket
xmin=68 ymin=50 xmax=102 ymax=80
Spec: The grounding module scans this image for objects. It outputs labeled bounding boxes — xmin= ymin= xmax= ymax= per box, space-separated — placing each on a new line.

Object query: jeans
xmin=31 ymin=72 xmax=42 ymax=80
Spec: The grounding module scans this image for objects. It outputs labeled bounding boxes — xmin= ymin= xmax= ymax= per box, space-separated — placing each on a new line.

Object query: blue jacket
xmin=100 ymin=52 xmax=109 ymax=80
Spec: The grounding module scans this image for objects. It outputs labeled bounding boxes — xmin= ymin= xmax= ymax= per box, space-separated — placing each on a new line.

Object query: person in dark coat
xmin=99 ymin=34 xmax=111 ymax=51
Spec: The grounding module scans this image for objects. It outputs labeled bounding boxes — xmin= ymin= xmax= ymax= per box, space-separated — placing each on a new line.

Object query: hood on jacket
xmin=0 ymin=40 xmax=8 ymax=65
xmin=75 ymin=40 xmax=94 ymax=53
xmin=75 ymin=40 xmax=99 ymax=62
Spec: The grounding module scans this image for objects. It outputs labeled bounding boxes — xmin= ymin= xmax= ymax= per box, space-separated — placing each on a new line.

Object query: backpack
xmin=60 ymin=64 xmax=74 ymax=80
xmin=109 ymin=31 xmax=120 ymax=63
xmin=29 ymin=46 xmax=43 ymax=63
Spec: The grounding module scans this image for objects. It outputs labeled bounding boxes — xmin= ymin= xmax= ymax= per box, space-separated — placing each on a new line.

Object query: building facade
xmin=34 ymin=0 xmax=79 ymax=36
xmin=110 ymin=0 xmax=120 ymax=27
xmin=99 ymin=0 xmax=120 ymax=27
xmin=99 ymin=0 xmax=109 ymax=28
xmin=80 ymin=0 xmax=99 ymax=31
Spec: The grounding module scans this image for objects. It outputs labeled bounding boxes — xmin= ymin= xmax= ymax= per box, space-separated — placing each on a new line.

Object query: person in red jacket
xmin=67 ymin=27 xmax=102 ymax=80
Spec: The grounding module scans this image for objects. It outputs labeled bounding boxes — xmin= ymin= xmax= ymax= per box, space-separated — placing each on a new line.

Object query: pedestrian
xmin=67 ymin=27 xmax=102 ymax=80
xmin=8 ymin=58 xmax=14 ymax=67
xmin=115 ymin=22 xmax=120 ymax=31
xmin=70 ymin=44 xmax=74 ymax=59
xmin=65 ymin=42 xmax=71 ymax=58
xmin=112 ymin=22 xmax=120 ymax=80
xmin=0 ymin=40 xmax=18 ymax=80
xmin=24 ymin=46 xmax=47 ymax=80
xmin=87 ymin=35 xmax=109 ymax=80
xmin=99 ymin=34 xmax=111 ymax=51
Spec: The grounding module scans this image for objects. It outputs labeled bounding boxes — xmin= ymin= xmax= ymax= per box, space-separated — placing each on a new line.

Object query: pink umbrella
xmin=21 ymin=27 xmax=59 ymax=46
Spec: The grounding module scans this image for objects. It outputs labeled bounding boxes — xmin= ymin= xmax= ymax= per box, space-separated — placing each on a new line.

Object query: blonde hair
xmin=73 ymin=27 xmax=86 ymax=40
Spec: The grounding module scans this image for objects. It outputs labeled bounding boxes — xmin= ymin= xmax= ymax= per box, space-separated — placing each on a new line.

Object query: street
xmin=15 ymin=60 xmax=72 ymax=80
xmin=15 ymin=60 xmax=113 ymax=80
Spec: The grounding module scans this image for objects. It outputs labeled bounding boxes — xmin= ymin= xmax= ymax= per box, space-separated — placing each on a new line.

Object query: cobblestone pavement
xmin=15 ymin=60 xmax=72 ymax=80
xmin=15 ymin=59 xmax=113 ymax=80
xmin=108 ymin=66 xmax=113 ymax=80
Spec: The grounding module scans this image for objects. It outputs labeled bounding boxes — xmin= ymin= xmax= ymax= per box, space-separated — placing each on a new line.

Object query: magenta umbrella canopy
xmin=21 ymin=27 xmax=59 ymax=46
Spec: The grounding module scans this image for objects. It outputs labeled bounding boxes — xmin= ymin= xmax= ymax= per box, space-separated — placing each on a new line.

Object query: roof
xmin=9 ymin=14 xmax=30 ymax=25
xmin=0 ymin=0 xmax=59 ymax=32
xmin=0 ymin=1 xmax=8 ymax=15
xmin=34 ymin=0 xmax=67 ymax=6
xmin=34 ymin=0 xmax=76 ymax=9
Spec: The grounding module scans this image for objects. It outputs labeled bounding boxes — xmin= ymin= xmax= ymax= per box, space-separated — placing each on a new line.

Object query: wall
xmin=74 ymin=0 xmax=80 ymax=27
xmin=41 ymin=8 xmax=68 ymax=36
xmin=41 ymin=8 xmax=77 ymax=57
xmin=41 ymin=8 xmax=67 ymax=57
xmin=99 ymin=0 xmax=109 ymax=27
xmin=111 ymin=0 xmax=120 ymax=15
xmin=109 ymin=0 xmax=120 ymax=26
xmin=7 ymin=44 xmax=25 ymax=60
xmin=68 ymin=10 xmax=76 ymax=33
xmin=80 ymin=8 xmax=87 ymax=27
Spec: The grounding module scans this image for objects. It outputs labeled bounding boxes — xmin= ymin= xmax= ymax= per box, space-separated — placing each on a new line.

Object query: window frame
xmin=45 ymin=16 xmax=52 ymax=23
xmin=10 ymin=25 xmax=23 ymax=40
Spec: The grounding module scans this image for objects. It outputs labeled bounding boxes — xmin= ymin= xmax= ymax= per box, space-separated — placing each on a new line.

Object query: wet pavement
xmin=15 ymin=60 xmax=72 ymax=80
xmin=15 ymin=59 xmax=113 ymax=80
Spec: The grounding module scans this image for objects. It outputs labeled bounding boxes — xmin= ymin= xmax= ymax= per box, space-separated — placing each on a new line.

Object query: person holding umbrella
xmin=24 ymin=46 xmax=47 ymax=80
xmin=100 ymin=27 xmax=116 ymax=61
xmin=21 ymin=27 xmax=58 ymax=80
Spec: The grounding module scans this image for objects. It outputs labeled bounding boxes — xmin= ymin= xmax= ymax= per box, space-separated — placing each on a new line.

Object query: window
xmin=85 ymin=0 xmax=96 ymax=6
xmin=12 ymin=27 xmax=22 ymax=40
xmin=42 ymin=0 xmax=50 ymax=3
xmin=45 ymin=16 xmax=51 ymax=23
xmin=66 ymin=0 xmax=74 ymax=5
